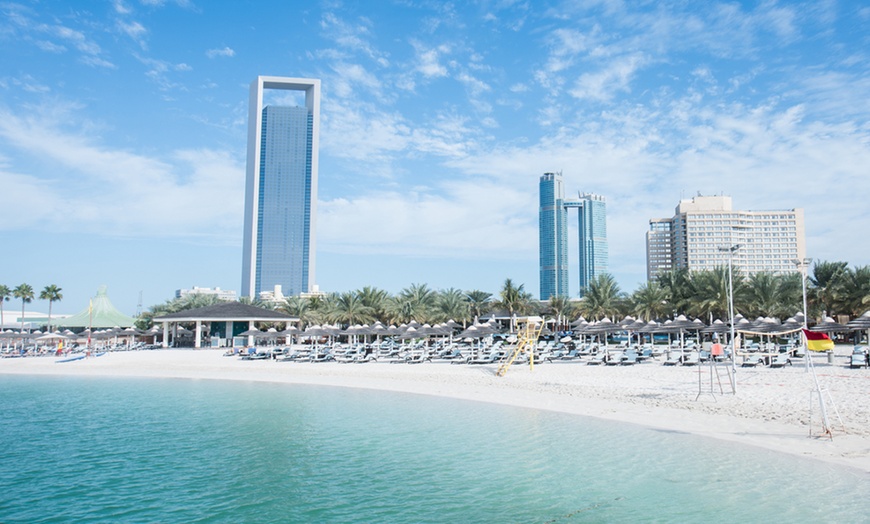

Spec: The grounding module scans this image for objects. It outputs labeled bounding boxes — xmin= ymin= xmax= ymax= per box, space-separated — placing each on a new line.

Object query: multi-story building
xmin=539 ymin=173 xmax=569 ymax=299
xmin=241 ymin=77 xmax=320 ymax=298
xmin=646 ymin=218 xmax=674 ymax=279
xmin=646 ymin=195 xmax=806 ymax=281
xmin=539 ymin=173 xmax=608 ymax=299
xmin=575 ymin=193 xmax=608 ymax=292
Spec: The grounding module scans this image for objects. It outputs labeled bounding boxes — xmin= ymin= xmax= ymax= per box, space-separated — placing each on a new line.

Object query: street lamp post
xmin=794 ymin=258 xmax=813 ymax=370
xmin=794 ymin=258 xmax=812 ymax=329
xmin=719 ymin=244 xmax=741 ymax=393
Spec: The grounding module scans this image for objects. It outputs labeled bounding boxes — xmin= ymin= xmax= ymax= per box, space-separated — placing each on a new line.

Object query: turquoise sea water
xmin=0 ymin=376 xmax=867 ymax=523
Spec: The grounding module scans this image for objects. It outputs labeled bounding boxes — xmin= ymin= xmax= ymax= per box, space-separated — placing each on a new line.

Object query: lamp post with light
xmin=718 ymin=244 xmax=741 ymax=393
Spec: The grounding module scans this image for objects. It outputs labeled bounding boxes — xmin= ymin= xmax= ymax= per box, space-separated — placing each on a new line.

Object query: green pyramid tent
xmin=54 ymin=285 xmax=136 ymax=329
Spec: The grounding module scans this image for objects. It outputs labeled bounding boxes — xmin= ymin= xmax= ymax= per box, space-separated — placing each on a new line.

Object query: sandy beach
xmin=2 ymin=348 xmax=869 ymax=474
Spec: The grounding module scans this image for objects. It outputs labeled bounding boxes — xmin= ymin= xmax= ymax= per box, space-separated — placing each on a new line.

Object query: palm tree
xmin=831 ymin=265 xmax=870 ymax=317
xmin=356 ymin=286 xmax=391 ymax=323
xmin=577 ymin=273 xmax=625 ymax=321
xmin=433 ymin=288 xmax=470 ymax=324
xmin=686 ymin=267 xmax=732 ymax=321
xmin=496 ymin=278 xmax=536 ymax=331
xmin=279 ymin=295 xmax=327 ymax=327
xmin=12 ymin=283 xmax=35 ymax=332
xmin=0 ymin=284 xmax=10 ymax=330
xmin=39 ymin=284 xmax=63 ymax=333
xmin=774 ymin=272 xmax=804 ymax=319
xmin=809 ymin=260 xmax=848 ymax=317
xmin=656 ymin=268 xmax=693 ymax=316
xmin=328 ymin=291 xmax=375 ymax=326
xmin=389 ymin=283 xmax=437 ymax=324
xmin=630 ymin=281 xmax=669 ymax=322
xmin=464 ymin=290 xmax=492 ymax=323
xmin=544 ymin=295 xmax=575 ymax=331
xmin=744 ymin=272 xmax=779 ymax=319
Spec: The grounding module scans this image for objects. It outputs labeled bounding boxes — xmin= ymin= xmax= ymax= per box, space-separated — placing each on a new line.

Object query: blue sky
xmin=2 ymin=0 xmax=869 ymax=317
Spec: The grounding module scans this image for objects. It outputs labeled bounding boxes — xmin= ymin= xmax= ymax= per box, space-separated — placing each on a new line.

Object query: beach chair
xmin=605 ymin=351 xmax=623 ymax=365
xmin=769 ymin=352 xmax=791 ymax=368
xmin=587 ymin=352 xmax=606 ymax=365
xmin=742 ymin=354 xmax=762 ymax=367
xmin=663 ymin=351 xmax=682 ymax=366
xmin=621 ymin=350 xmax=638 ymax=365
xmin=682 ymin=351 xmax=700 ymax=366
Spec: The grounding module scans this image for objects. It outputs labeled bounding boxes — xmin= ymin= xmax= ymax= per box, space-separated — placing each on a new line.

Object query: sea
xmin=0 ymin=375 xmax=867 ymax=523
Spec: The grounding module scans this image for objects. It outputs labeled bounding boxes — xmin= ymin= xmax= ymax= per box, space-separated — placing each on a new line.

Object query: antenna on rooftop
xmin=136 ymin=291 xmax=143 ymax=316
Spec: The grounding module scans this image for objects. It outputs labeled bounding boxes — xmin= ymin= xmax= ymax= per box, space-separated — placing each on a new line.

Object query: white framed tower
xmin=241 ymin=76 xmax=320 ymax=298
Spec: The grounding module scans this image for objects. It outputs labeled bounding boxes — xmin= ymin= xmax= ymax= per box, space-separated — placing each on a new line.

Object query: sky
xmin=2 ymin=0 xmax=869 ymax=317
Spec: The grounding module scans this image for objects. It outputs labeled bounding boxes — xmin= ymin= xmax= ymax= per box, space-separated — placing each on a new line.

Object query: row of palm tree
xmin=574 ymin=260 xmax=870 ymax=323
xmin=0 ymin=284 xmax=63 ymax=332
xmin=134 ymin=259 xmax=870 ymax=331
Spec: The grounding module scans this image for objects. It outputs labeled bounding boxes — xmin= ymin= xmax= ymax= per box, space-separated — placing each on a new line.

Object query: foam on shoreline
xmin=2 ymin=349 xmax=869 ymax=473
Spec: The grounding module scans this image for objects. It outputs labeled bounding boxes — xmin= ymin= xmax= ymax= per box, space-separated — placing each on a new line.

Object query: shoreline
xmin=2 ymin=348 xmax=869 ymax=474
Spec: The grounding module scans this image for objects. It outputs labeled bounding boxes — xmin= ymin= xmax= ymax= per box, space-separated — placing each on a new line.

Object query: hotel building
xmin=646 ymin=195 xmax=806 ymax=281
xmin=241 ymin=77 xmax=320 ymax=298
xmin=539 ymin=173 xmax=608 ymax=299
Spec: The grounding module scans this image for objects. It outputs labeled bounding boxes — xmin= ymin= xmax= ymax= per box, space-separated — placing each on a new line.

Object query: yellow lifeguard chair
xmin=496 ymin=317 xmax=544 ymax=376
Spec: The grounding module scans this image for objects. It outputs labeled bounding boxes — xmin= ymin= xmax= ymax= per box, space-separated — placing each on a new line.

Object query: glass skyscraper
xmin=242 ymin=77 xmax=320 ymax=298
xmin=576 ymin=193 xmax=608 ymax=294
xmin=539 ymin=173 xmax=569 ymax=300
xmin=539 ymin=173 xmax=608 ymax=299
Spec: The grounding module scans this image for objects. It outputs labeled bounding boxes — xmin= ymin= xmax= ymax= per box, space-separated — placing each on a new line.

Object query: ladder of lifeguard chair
xmin=496 ymin=322 xmax=543 ymax=376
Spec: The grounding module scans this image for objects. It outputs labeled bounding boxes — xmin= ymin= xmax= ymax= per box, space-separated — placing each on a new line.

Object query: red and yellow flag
xmin=803 ymin=329 xmax=835 ymax=352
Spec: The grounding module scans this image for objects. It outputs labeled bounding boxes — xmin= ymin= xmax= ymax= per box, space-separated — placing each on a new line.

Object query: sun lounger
xmin=682 ymin=351 xmax=700 ymax=366
xmin=769 ymin=352 xmax=791 ymax=368
xmin=466 ymin=352 xmax=502 ymax=365
xmin=663 ymin=351 xmax=682 ymax=366
xmin=587 ymin=352 xmax=606 ymax=365
xmin=621 ymin=351 xmax=638 ymax=365
xmin=742 ymin=354 xmax=762 ymax=367
xmin=605 ymin=351 xmax=624 ymax=365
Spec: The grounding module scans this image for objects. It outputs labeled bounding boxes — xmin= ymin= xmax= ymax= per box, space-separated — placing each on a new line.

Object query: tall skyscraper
xmin=575 ymin=193 xmax=608 ymax=293
xmin=645 ymin=195 xmax=806 ymax=281
xmin=539 ymin=173 xmax=569 ymax=300
xmin=242 ymin=77 xmax=320 ymax=298
xmin=539 ymin=173 xmax=608 ymax=299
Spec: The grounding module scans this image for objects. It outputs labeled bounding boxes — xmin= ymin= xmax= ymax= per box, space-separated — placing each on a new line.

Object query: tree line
xmin=0 ymin=284 xmax=63 ymax=332
xmin=138 ymin=260 xmax=870 ymax=329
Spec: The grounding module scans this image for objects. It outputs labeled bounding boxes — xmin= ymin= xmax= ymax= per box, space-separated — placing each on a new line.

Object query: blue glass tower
xmin=540 ymin=173 xmax=608 ymax=299
xmin=242 ymin=77 xmax=320 ymax=298
xmin=576 ymin=193 xmax=608 ymax=295
xmin=539 ymin=173 xmax=569 ymax=300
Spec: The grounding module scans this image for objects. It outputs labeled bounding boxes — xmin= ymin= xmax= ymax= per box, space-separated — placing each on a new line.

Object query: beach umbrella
xmin=810 ymin=317 xmax=850 ymax=333
xmin=846 ymin=311 xmax=870 ymax=329
xmin=36 ymin=332 xmax=69 ymax=341
xmin=702 ymin=319 xmax=728 ymax=334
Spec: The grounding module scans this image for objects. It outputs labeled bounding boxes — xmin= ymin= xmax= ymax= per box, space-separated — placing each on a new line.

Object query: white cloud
xmin=569 ymin=53 xmax=646 ymax=101
xmin=0 ymin=105 xmax=244 ymax=241
xmin=35 ymin=40 xmax=66 ymax=53
xmin=412 ymin=41 xmax=450 ymax=78
xmin=118 ymin=20 xmax=148 ymax=49
xmin=206 ymin=46 xmax=235 ymax=58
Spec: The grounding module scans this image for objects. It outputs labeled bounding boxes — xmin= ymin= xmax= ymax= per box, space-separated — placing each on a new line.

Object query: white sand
xmin=2 ymin=348 xmax=869 ymax=473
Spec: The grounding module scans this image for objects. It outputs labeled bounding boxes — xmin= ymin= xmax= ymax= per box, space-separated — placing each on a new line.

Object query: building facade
xmin=241 ymin=77 xmax=320 ymax=298
xmin=539 ymin=173 xmax=608 ymax=299
xmin=175 ymin=286 xmax=237 ymax=301
xmin=646 ymin=195 xmax=806 ymax=281
xmin=539 ymin=173 xmax=569 ymax=300
xmin=575 ymin=193 xmax=608 ymax=292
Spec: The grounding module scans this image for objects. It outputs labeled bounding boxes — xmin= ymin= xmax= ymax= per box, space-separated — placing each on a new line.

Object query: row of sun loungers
xmin=232 ymin=340 xmax=814 ymax=369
